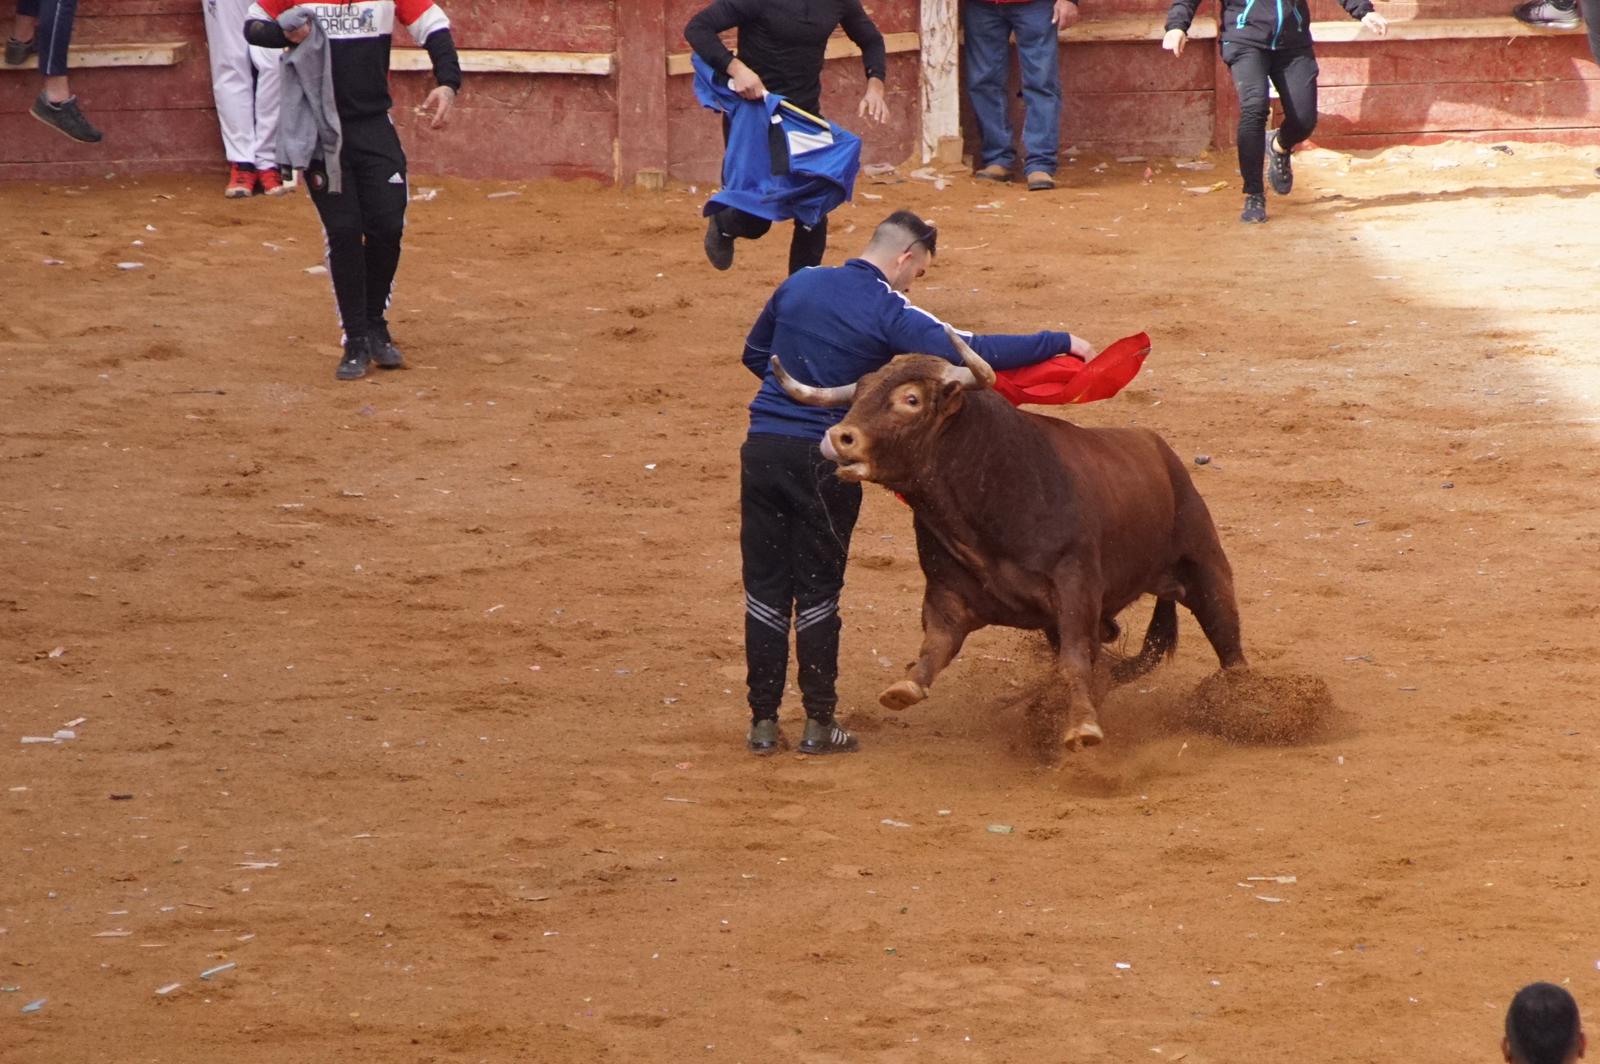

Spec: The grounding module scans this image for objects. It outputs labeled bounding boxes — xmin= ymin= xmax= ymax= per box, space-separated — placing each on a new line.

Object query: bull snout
xmin=821 ymin=424 xmax=872 ymax=482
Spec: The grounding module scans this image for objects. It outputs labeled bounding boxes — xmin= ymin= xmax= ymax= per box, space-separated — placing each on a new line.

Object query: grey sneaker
xmin=371 ymin=324 xmax=405 ymax=369
xmin=798 ymin=717 xmax=859 ymax=755
xmin=30 ymin=93 xmax=103 ymax=144
xmin=747 ymin=718 xmax=784 ymax=755
xmin=1512 ymin=0 xmax=1580 ymax=27
xmin=1266 ymin=130 xmax=1293 ymax=195
xmin=1240 ymin=193 xmax=1267 ymax=224
xmin=5 ymin=36 xmax=37 ymax=65
xmin=335 ymin=336 xmax=374 ymax=380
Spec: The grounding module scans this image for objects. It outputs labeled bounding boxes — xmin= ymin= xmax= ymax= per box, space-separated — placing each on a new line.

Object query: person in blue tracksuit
xmin=1162 ymin=0 xmax=1388 ymax=223
xmin=737 ymin=209 xmax=1098 ymax=756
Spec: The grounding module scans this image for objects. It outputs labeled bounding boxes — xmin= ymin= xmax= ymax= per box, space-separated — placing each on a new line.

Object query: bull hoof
xmin=879 ymin=680 xmax=928 ymax=711
xmin=1063 ymin=721 xmax=1105 ymax=751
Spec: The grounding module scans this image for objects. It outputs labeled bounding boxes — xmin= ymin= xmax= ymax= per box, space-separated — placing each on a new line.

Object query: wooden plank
xmin=1310 ymin=16 xmax=1590 ymax=41
xmin=0 ymin=41 xmax=189 ymax=70
xmin=389 ymin=49 xmax=614 ymax=76
xmin=667 ymin=31 xmax=920 ymax=76
xmin=1060 ymin=16 xmax=1219 ymax=42
xmin=1315 ymin=37 xmax=1600 ymax=86
xmin=921 ymin=0 xmax=960 ymax=162
xmin=616 ymin=0 xmax=670 ymax=186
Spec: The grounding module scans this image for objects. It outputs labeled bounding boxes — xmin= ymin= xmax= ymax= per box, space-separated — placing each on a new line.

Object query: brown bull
xmin=771 ymin=327 xmax=1245 ymax=750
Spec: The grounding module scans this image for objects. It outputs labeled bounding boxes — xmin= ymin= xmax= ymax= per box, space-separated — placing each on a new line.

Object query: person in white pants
xmin=203 ymin=0 xmax=286 ymax=197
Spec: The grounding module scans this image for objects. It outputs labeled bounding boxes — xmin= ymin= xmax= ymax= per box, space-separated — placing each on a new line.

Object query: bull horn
xmin=943 ymin=325 xmax=995 ymax=389
xmin=769 ymin=355 xmax=857 ymax=408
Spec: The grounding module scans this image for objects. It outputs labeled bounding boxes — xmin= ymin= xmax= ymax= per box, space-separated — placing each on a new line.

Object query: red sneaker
xmin=224 ymin=164 xmax=257 ymax=199
xmin=257 ymin=167 xmax=289 ymax=196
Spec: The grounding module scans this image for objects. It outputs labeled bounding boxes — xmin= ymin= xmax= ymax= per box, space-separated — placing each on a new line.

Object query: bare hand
xmin=727 ymin=59 xmax=767 ymax=101
xmin=285 ymin=20 xmax=313 ymax=44
xmin=422 ymin=85 xmax=455 ymax=129
xmin=1054 ymin=0 xmax=1080 ymax=27
xmin=1162 ymin=28 xmax=1187 ymax=57
xmin=1069 ymin=335 xmax=1099 ymax=361
xmin=858 ymin=78 xmax=888 ymax=124
xmin=1360 ymin=10 xmax=1389 ymax=34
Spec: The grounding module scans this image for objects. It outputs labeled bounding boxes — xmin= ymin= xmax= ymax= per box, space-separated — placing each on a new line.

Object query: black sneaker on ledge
xmin=1240 ymin=193 xmax=1267 ymax=224
xmin=5 ymin=36 xmax=37 ymax=65
xmin=30 ymin=92 xmax=103 ymax=144
xmin=1512 ymin=0 xmax=1581 ymax=27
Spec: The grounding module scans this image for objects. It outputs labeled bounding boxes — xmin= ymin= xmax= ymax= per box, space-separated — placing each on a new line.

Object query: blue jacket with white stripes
xmin=742 ymin=258 xmax=1076 ymax=441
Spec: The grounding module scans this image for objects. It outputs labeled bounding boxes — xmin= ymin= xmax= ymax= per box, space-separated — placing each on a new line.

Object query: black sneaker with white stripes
xmin=798 ymin=717 xmax=859 ymax=755
xmin=1266 ymin=129 xmax=1294 ymax=195
xmin=747 ymin=718 xmax=785 ymax=755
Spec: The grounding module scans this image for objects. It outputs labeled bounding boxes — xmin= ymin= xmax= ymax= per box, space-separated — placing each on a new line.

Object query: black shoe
xmin=1266 ymin=130 xmax=1293 ymax=195
xmin=4 ymin=36 xmax=37 ymax=65
xmin=1512 ymin=0 xmax=1580 ymax=27
xmin=370 ymin=324 xmax=405 ymax=369
xmin=704 ymin=216 xmax=734 ymax=271
xmin=1240 ymin=194 xmax=1267 ymax=224
xmin=747 ymin=718 xmax=785 ymax=755
xmin=30 ymin=92 xmax=103 ymax=144
xmin=336 ymin=336 xmax=373 ymax=380
xmin=797 ymin=717 xmax=859 ymax=755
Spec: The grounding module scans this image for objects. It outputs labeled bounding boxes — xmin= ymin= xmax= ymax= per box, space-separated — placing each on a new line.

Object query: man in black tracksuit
xmin=1162 ymin=0 xmax=1386 ymax=223
xmin=685 ymin=0 xmax=890 ymax=276
xmin=246 ymin=0 xmax=462 ymax=380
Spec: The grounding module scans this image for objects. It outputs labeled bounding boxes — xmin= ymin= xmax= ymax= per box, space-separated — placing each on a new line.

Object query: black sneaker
xmin=335 ymin=336 xmax=373 ymax=380
xmin=1240 ymin=194 xmax=1267 ymax=224
xmin=1266 ymin=130 xmax=1293 ymax=195
xmin=747 ymin=718 xmax=784 ymax=755
xmin=797 ymin=717 xmax=859 ymax=755
xmin=704 ymin=216 xmax=734 ymax=271
xmin=1512 ymin=0 xmax=1580 ymax=27
xmin=370 ymin=324 xmax=405 ymax=369
xmin=30 ymin=92 xmax=103 ymax=144
xmin=4 ymin=36 xmax=37 ymax=65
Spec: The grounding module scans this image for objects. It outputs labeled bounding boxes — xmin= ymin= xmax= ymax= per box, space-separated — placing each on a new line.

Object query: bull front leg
xmin=1052 ymin=568 xmax=1107 ymax=751
xmin=880 ymin=585 xmax=978 ymax=711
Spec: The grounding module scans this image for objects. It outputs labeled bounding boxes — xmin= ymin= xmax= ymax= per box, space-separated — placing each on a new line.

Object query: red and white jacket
xmin=246 ymin=1 xmax=461 ymax=120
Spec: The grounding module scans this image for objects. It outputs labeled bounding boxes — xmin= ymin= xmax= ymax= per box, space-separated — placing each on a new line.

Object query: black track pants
xmin=307 ymin=114 xmax=408 ymax=341
xmin=740 ymin=433 xmax=863 ymax=723
xmin=1223 ymin=42 xmax=1318 ymax=197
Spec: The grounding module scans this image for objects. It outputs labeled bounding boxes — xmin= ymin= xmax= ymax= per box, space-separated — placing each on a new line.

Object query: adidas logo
xmin=388 ymin=172 xmax=405 ymax=185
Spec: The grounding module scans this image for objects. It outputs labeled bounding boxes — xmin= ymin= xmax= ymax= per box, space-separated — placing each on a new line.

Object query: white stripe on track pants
xmin=203 ymin=0 xmax=283 ymax=169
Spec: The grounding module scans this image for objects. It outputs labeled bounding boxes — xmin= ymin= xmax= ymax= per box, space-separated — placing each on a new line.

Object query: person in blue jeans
xmin=5 ymin=0 xmax=101 ymax=143
xmin=964 ymin=0 xmax=1076 ymax=192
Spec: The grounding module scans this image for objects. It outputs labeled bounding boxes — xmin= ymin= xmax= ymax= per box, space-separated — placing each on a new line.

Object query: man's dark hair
xmin=1506 ymin=983 xmax=1582 ymax=1064
xmin=869 ymin=209 xmax=938 ymax=258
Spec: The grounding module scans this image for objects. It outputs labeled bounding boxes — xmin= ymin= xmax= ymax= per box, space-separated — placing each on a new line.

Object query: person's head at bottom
xmin=860 ymin=209 xmax=938 ymax=294
xmin=1505 ymin=982 xmax=1586 ymax=1064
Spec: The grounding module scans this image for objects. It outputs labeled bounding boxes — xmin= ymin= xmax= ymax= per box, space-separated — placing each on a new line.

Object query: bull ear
xmin=938 ymin=375 xmax=967 ymax=414
xmin=769 ymin=355 xmax=857 ymax=408
xmin=943 ymin=326 xmax=995 ymax=390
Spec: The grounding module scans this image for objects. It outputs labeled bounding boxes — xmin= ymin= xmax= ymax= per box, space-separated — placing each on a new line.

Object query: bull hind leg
xmin=1178 ymin=552 xmax=1246 ymax=670
xmin=880 ymin=589 xmax=979 ymax=711
xmin=1110 ymin=598 xmax=1180 ymax=686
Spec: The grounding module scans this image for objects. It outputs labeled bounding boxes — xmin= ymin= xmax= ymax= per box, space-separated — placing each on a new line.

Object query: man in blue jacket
xmin=739 ymin=209 xmax=1097 ymax=755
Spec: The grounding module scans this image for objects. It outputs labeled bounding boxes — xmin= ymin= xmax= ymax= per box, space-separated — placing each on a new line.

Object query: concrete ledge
xmin=1062 ymin=16 xmax=1219 ymax=41
xmin=0 ymin=41 xmax=189 ymax=70
xmin=1311 ymin=15 xmax=1588 ymax=41
xmin=390 ymin=48 xmax=614 ymax=76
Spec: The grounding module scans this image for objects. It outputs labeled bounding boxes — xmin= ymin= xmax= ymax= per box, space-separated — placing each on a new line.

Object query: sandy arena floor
xmin=3 ymin=141 xmax=1599 ymax=1062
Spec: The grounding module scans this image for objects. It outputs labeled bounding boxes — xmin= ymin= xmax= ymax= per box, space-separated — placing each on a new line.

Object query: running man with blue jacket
xmin=738 ymin=210 xmax=1098 ymax=755
xmin=1163 ymin=0 xmax=1387 ymax=222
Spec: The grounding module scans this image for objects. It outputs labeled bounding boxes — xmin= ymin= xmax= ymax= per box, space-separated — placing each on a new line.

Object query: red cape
xmin=992 ymin=332 xmax=1152 ymax=406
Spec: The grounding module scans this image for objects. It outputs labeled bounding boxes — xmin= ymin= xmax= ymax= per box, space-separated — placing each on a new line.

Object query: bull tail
xmin=1110 ymin=598 xmax=1179 ymax=686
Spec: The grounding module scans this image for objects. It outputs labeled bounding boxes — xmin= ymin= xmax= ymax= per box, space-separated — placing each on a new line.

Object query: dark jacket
xmin=743 ymin=259 xmax=1076 ymax=441
xmin=685 ymin=0 xmax=886 ymax=116
xmin=1166 ymin=0 xmax=1372 ymax=51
